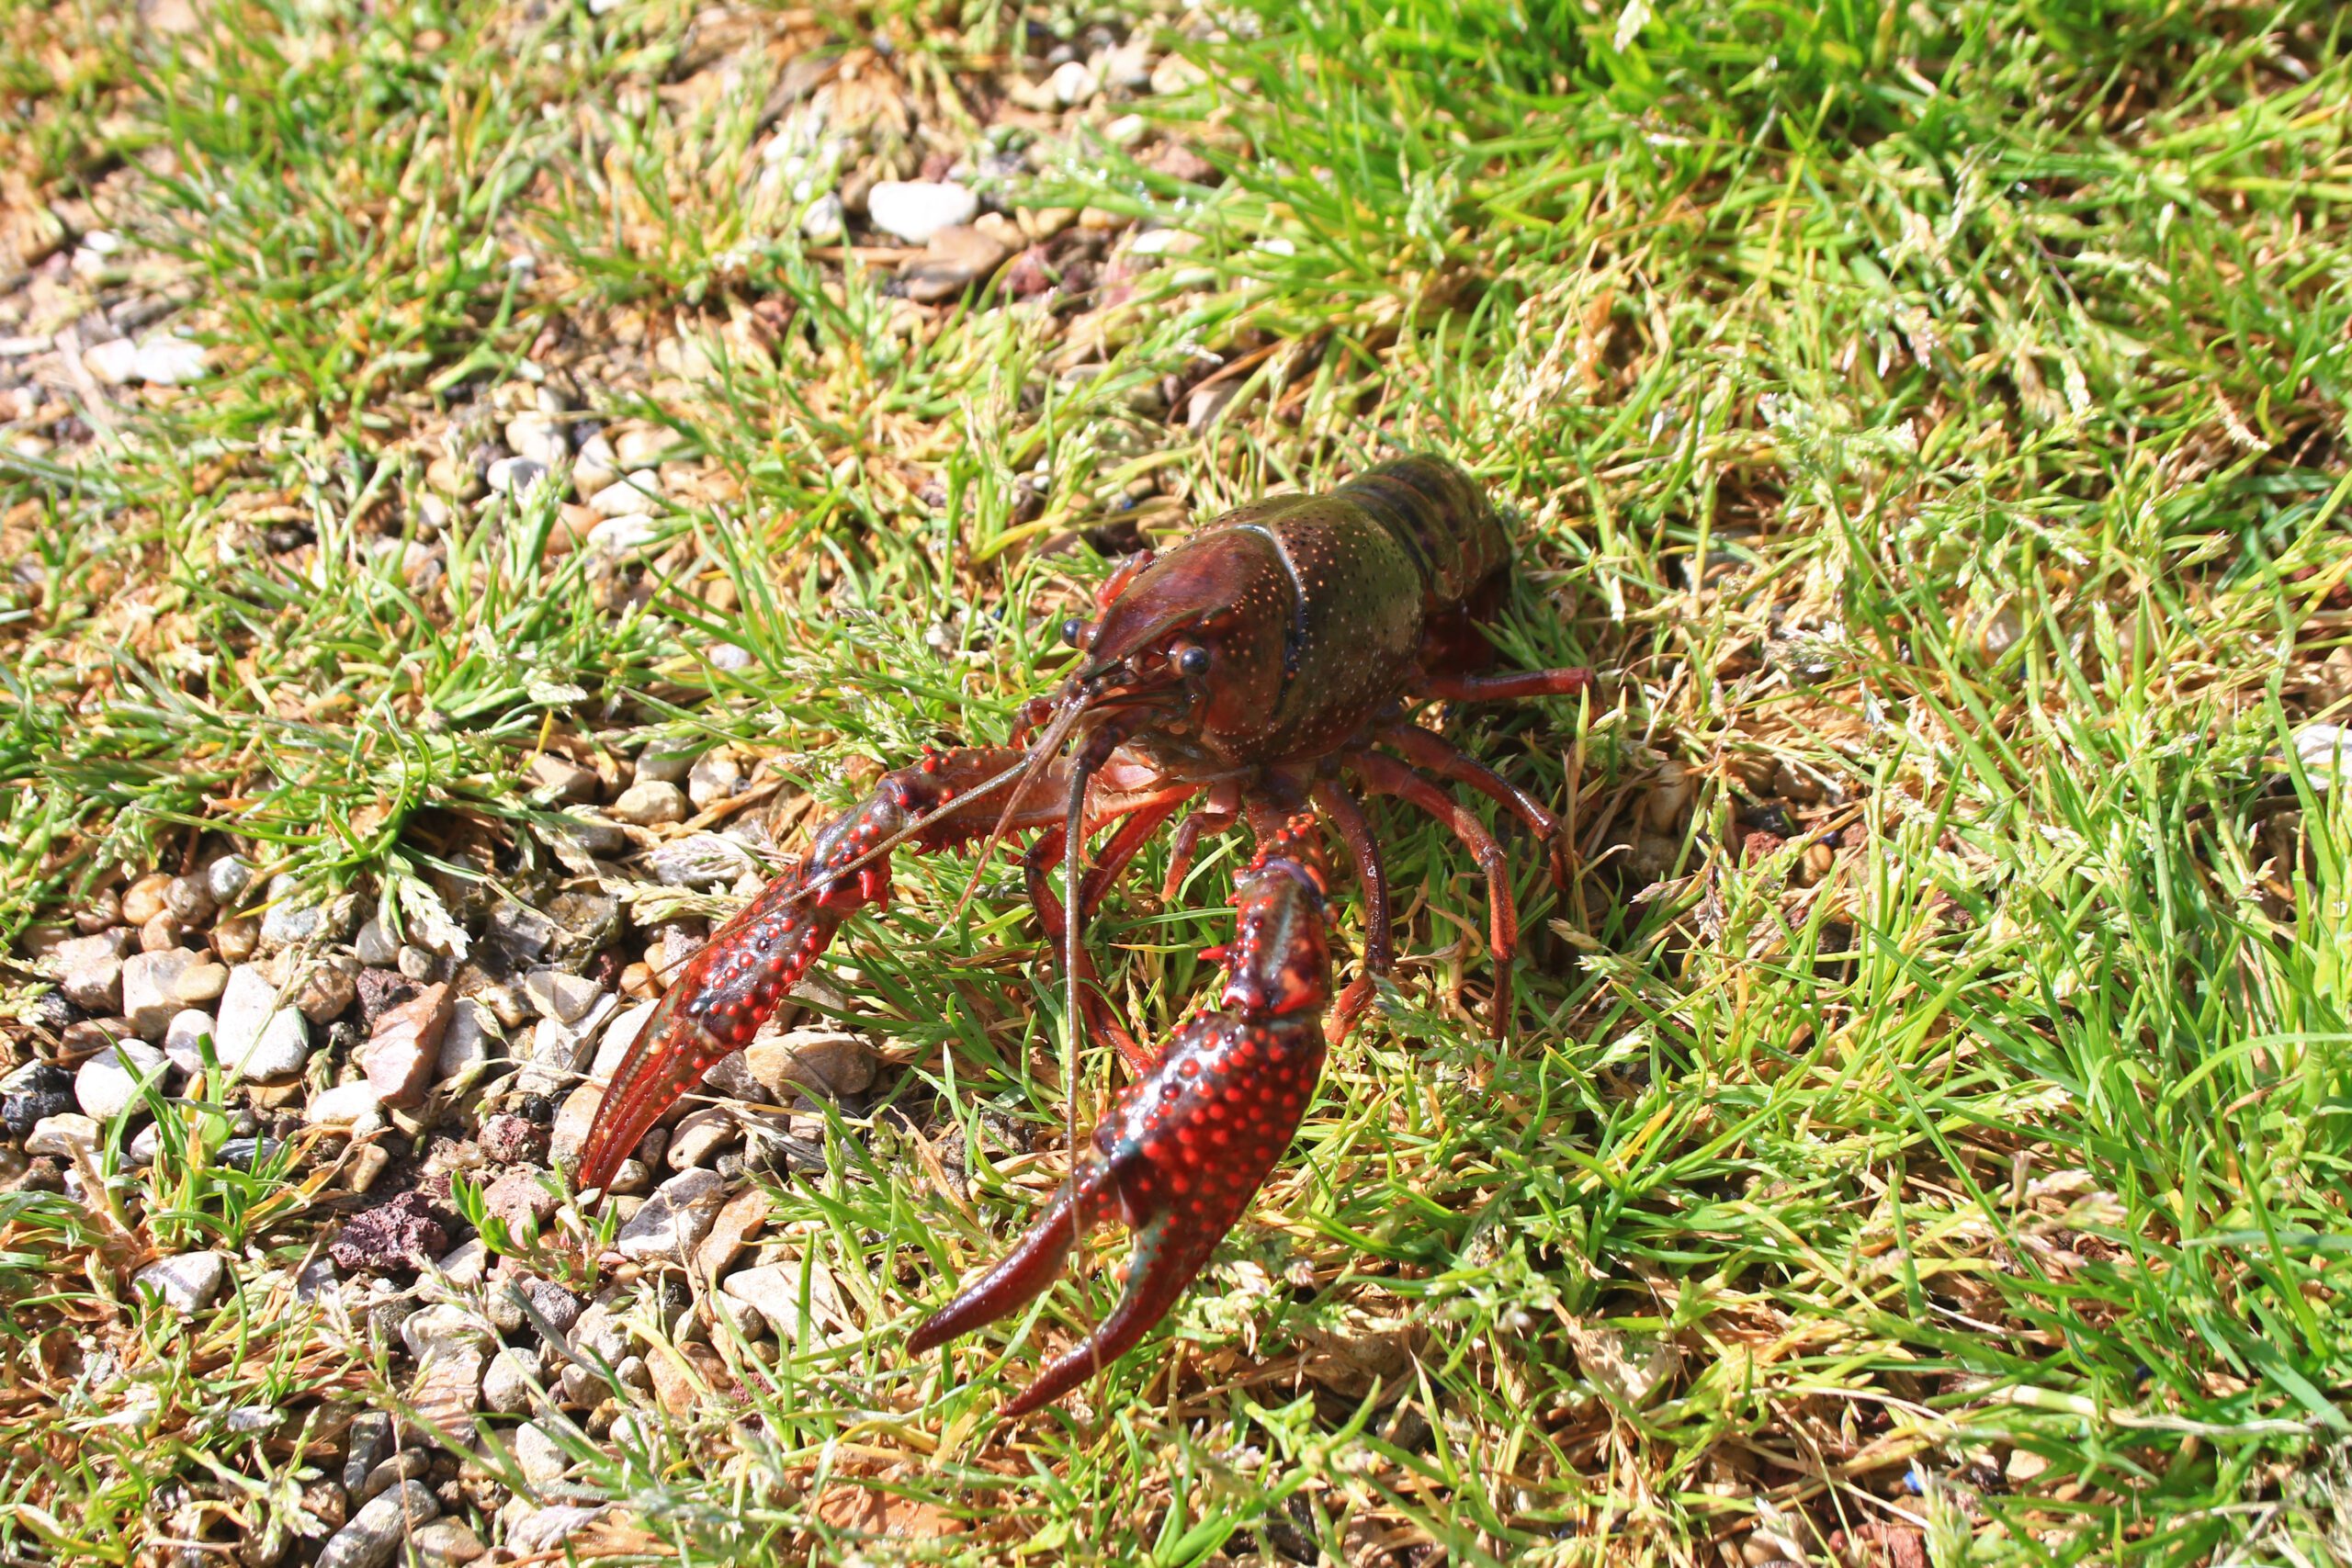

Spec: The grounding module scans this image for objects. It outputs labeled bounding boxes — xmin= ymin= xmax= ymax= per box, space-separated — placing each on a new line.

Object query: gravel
xmin=608 ymin=778 xmax=688 ymax=828
xmin=613 ymin=1168 xmax=729 ymax=1263
xmin=482 ymin=1346 xmax=540 ymax=1415
xmin=330 ymin=1190 xmax=448 ymax=1271
xmin=317 ymin=1480 xmax=440 ymax=1568
xmin=161 ymin=1009 xmax=218 ymax=1072
xmin=435 ymin=998 xmax=496 ymax=1080
xmin=134 ymin=1250 xmax=229 ymax=1314
xmin=123 ymin=950 xmax=220 ymax=1038
xmin=522 ymin=968 xmax=601 ymax=1024
xmin=744 ymin=1026 xmax=876 ymax=1100
xmin=51 ymin=931 xmax=128 ymax=1012
xmin=866 ymin=180 xmax=978 ymax=243
xmin=514 ymin=1420 xmax=570 ymax=1486
xmin=307 ymin=1080 xmax=386 ymax=1134
xmin=0 ymin=1061 xmax=74 ymax=1135
xmin=206 ymin=854 xmax=254 ymax=905
xmin=585 ymin=476 xmax=661 ymax=519
xmin=214 ymin=964 xmax=313 ymax=1080
xmin=354 ymin=919 xmax=400 ymax=966
xmin=685 ymin=750 xmax=743 ymax=809
xmin=645 ymin=832 xmax=756 ymax=886
xmin=75 ymin=1041 xmax=169 ymax=1121
xmin=364 ymin=983 xmax=453 ymax=1108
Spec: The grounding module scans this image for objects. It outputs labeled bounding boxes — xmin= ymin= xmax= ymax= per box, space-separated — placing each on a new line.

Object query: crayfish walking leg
xmin=910 ymin=813 xmax=1336 ymax=1416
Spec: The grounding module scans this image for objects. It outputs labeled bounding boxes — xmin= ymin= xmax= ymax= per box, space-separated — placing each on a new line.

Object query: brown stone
xmin=898 ymin=225 xmax=1011 ymax=304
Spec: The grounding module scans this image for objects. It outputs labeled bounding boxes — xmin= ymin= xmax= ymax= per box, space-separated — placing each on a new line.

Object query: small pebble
xmin=1 ymin=1062 xmax=75 ymax=1135
xmin=483 ymin=1346 xmax=540 ymax=1415
xmin=307 ymin=1080 xmax=385 ymax=1134
xmin=296 ymin=958 xmax=361 ymax=1023
xmin=213 ymin=916 xmax=260 ymax=963
xmin=609 ymin=779 xmax=688 ymax=827
xmin=135 ymin=1249 xmax=228 ymax=1314
xmin=799 ymin=192 xmax=845 ymax=243
xmin=865 ymin=180 xmax=978 ymax=244
xmin=526 ymin=753 xmax=600 ymax=804
xmin=28 ymin=1106 xmax=100 ymax=1155
xmin=635 ymin=749 xmax=695 ymax=784
xmin=354 ymin=919 xmax=400 ymax=966
xmin=356 ymin=1450 xmax=429 ymax=1505
xmin=132 ymin=334 xmax=208 ymax=385
xmin=514 ymin=1421 xmax=570 ymax=1486
xmin=207 ymin=855 xmax=255 ymax=906
xmin=120 ymin=947 xmax=209 ymax=1039
xmin=614 ymin=1168 xmax=729 ymax=1262
xmin=165 ymin=874 xmax=214 ymax=924
xmin=522 ymin=968 xmax=601 ymax=1024
xmin=366 ymin=983 xmax=454 ymax=1108
xmin=334 ymin=1143 xmax=387 ymax=1194
xmin=609 ymin=424 xmax=673 ymax=470
xmin=411 ymin=1518 xmax=486 ymax=1567
xmin=745 ymin=1027 xmax=876 ymax=1100
xmin=571 ymin=434 xmax=618 ymax=499
xmin=503 ymin=412 xmax=568 ymax=468
xmin=121 ymin=873 xmax=174 ymax=927
xmin=685 ymin=751 xmax=743 ymax=810
xmin=586 ymin=477 xmax=660 ymax=519
xmin=899 ymin=225 xmax=1012 ymax=304
xmin=76 ymin=1041 xmax=169 ymax=1121
xmin=214 ymin=964 xmax=312 ymax=1080
xmin=317 ymin=1480 xmax=439 ymax=1568
xmin=73 ymin=888 xmax=122 ymax=933
xmin=51 ymin=931 xmax=127 ymax=1012
xmin=1047 ymin=59 xmax=1100 ymax=105
xmin=435 ymin=998 xmax=494 ymax=1079
xmin=163 ymin=1009 xmax=219 ymax=1073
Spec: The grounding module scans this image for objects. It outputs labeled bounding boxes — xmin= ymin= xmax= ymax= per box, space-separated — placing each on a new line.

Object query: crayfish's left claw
xmin=910 ymin=814 xmax=1337 ymax=1417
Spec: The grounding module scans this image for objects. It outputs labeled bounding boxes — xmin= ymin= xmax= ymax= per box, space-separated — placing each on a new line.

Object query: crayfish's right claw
xmin=996 ymin=1205 xmax=1220 ymax=1417
xmin=907 ymin=1168 xmax=1102 ymax=1358
xmin=912 ymin=815 xmax=1338 ymax=1417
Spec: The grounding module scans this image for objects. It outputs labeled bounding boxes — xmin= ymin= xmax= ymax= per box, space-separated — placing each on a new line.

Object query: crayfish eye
xmin=1060 ymin=616 xmax=1086 ymax=649
xmin=1175 ymin=644 xmax=1212 ymax=678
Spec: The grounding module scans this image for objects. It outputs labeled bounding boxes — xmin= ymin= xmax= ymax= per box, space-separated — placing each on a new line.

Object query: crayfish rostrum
xmin=578 ymin=454 xmax=1589 ymax=1415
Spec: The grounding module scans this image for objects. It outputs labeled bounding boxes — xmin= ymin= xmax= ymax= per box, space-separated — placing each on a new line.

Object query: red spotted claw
xmin=909 ymin=814 xmax=1335 ymax=1416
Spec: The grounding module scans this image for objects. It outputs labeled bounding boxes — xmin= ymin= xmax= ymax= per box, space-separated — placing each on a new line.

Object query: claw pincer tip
xmin=910 ymin=829 xmax=1335 ymax=1414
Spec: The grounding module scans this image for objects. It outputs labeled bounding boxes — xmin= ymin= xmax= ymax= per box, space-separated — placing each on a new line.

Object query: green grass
xmin=3 ymin=0 xmax=2349 ymax=1562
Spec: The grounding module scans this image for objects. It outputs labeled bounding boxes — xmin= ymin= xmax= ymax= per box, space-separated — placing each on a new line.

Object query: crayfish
xmin=578 ymin=455 xmax=1590 ymax=1416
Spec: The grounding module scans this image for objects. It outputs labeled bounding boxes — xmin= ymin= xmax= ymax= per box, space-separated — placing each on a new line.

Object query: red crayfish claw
xmin=910 ymin=815 xmax=1335 ymax=1416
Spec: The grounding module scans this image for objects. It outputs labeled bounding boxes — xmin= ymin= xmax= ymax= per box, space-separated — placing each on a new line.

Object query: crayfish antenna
xmin=947 ymin=686 xmax=1088 ymax=924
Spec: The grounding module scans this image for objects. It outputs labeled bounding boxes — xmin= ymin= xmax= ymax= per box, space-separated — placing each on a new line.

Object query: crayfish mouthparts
xmin=571 ymin=453 xmax=1595 ymax=1415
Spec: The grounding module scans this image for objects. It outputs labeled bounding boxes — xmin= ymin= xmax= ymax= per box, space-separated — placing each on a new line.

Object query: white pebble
xmin=865 ymin=181 xmax=978 ymax=244
xmin=76 ymin=1042 xmax=169 ymax=1121
xmin=1048 ymin=60 xmax=1100 ymax=105
xmin=133 ymin=334 xmax=209 ymax=385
